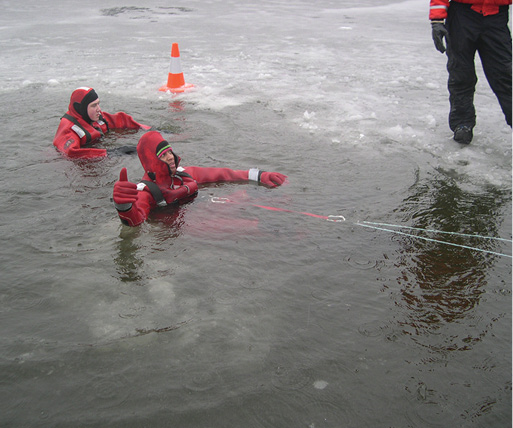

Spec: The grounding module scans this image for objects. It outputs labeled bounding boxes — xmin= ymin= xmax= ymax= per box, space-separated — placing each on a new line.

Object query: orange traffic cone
xmin=159 ymin=43 xmax=194 ymax=93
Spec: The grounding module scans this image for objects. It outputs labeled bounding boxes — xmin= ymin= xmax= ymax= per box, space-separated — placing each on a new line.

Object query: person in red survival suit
xmin=53 ymin=87 xmax=151 ymax=159
xmin=112 ymin=131 xmax=288 ymax=227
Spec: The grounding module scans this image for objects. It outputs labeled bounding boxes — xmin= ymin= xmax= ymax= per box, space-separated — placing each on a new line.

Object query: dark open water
xmin=0 ymin=1 xmax=511 ymax=427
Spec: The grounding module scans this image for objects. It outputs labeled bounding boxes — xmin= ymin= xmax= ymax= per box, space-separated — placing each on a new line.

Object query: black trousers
xmin=446 ymin=1 xmax=512 ymax=130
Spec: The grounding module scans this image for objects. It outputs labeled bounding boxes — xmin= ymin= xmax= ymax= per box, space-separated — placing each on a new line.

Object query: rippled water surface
xmin=0 ymin=0 xmax=511 ymax=427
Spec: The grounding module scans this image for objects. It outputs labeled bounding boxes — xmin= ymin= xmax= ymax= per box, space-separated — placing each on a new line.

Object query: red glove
xmin=259 ymin=171 xmax=288 ymax=187
xmin=165 ymin=180 xmax=199 ymax=204
xmin=182 ymin=180 xmax=199 ymax=197
xmin=113 ymin=168 xmax=138 ymax=210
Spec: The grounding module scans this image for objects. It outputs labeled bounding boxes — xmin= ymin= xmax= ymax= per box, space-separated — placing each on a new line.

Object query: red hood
xmin=68 ymin=87 xmax=98 ymax=124
xmin=137 ymin=131 xmax=181 ymax=186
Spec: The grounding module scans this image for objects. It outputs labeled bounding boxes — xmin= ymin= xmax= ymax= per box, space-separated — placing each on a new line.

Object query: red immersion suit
xmin=113 ymin=131 xmax=287 ymax=227
xmin=53 ymin=87 xmax=150 ymax=159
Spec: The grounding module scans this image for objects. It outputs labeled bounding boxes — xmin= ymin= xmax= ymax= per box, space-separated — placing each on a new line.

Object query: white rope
xmin=356 ymin=222 xmax=512 ymax=259
xmin=361 ymin=221 xmax=512 ymax=242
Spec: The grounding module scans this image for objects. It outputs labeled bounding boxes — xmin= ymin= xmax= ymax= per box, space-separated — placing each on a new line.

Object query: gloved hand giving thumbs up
xmin=113 ymin=167 xmax=138 ymax=211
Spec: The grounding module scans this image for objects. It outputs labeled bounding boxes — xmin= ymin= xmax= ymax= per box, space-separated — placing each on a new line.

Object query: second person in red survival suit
xmin=112 ymin=131 xmax=288 ymax=227
xmin=53 ymin=87 xmax=151 ymax=159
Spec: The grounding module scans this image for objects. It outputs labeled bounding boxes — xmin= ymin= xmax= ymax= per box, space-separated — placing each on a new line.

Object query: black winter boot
xmin=453 ymin=125 xmax=473 ymax=144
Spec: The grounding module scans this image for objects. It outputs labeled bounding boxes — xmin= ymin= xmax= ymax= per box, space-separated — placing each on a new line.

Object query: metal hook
xmin=210 ymin=196 xmax=231 ymax=204
xmin=327 ymin=215 xmax=346 ymax=222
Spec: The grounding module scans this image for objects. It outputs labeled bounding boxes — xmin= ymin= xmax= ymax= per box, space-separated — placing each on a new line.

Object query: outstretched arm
xmin=101 ymin=111 xmax=151 ymax=130
xmin=182 ymin=166 xmax=287 ymax=188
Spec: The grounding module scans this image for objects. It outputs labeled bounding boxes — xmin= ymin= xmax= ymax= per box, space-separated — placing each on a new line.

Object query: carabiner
xmin=210 ymin=196 xmax=231 ymax=204
xmin=327 ymin=215 xmax=346 ymax=222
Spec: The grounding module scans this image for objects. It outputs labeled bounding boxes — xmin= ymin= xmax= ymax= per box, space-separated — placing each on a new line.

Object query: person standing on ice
xmin=112 ymin=131 xmax=288 ymax=227
xmin=53 ymin=87 xmax=151 ymax=158
xmin=430 ymin=0 xmax=512 ymax=144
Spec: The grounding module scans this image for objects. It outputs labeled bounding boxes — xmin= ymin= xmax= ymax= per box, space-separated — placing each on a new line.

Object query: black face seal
xmin=73 ymin=89 xmax=98 ymax=123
